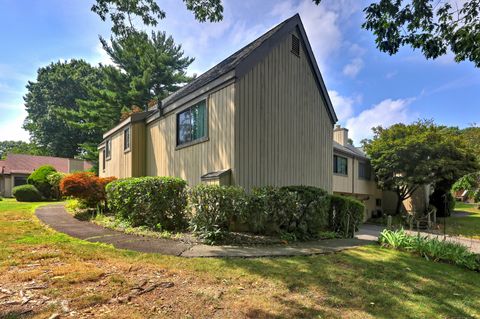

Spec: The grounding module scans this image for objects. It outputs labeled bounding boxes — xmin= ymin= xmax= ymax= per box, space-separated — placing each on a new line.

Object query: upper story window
xmin=358 ymin=161 xmax=371 ymax=180
xmin=124 ymin=127 xmax=131 ymax=151
xmin=105 ymin=139 xmax=111 ymax=160
xmin=177 ymin=100 xmax=207 ymax=146
xmin=333 ymin=155 xmax=348 ymax=175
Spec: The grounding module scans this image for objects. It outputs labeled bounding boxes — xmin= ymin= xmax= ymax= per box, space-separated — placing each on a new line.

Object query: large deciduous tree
xmin=92 ymin=0 xmax=223 ymax=35
xmin=363 ymin=121 xmax=478 ymax=215
xmin=358 ymin=0 xmax=480 ymax=66
xmin=23 ymin=60 xmax=105 ymax=159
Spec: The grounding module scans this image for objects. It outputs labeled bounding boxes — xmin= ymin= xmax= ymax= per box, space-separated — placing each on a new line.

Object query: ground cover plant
xmin=1 ymin=199 xmax=480 ymax=318
xmin=379 ymin=228 xmax=480 ymax=271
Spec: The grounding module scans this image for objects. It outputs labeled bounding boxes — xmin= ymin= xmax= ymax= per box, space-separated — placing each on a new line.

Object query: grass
xmin=437 ymin=202 xmax=480 ymax=239
xmin=0 ymin=198 xmax=479 ymax=318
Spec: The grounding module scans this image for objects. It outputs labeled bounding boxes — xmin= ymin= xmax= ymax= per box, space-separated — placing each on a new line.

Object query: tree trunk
xmin=395 ymin=192 xmax=403 ymax=215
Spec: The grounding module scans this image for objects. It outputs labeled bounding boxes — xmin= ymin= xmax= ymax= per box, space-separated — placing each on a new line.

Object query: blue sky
xmin=0 ymin=0 xmax=479 ymax=144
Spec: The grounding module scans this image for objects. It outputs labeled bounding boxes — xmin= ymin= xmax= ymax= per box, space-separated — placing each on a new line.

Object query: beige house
xmin=99 ymin=14 xmax=337 ymax=191
xmin=332 ymin=125 xmax=383 ymax=220
xmin=0 ymin=154 xmax=92 ymax=197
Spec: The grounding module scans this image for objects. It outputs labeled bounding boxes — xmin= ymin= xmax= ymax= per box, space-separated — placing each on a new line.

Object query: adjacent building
xmin=0 ymin=154 xmax=92 ymax=197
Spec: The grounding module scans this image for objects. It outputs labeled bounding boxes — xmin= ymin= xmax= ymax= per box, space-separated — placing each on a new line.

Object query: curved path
xmin=35 ymin=205 xmax=376 ymax=258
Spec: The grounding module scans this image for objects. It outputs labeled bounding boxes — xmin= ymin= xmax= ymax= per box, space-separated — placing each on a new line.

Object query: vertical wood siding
xmin=145 ymin=84 xmax=235 ymax=185
xmin=235 ymin=30 xmax=333 ymax=191
xmin=100 ymin=127 xmax=132 ymax=178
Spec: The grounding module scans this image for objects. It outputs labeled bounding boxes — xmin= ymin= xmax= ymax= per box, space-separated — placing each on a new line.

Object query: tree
xmin=361 ymin=0 xmax=480 ymax=67
xmin=100 ymin=30 xmax=194 ymax=107
xmin=23 ymin=60 xmax=105 ymax=159
xmin=92 ymin=0 xmax=223 ymax=35
xmin=0 ymin=141 xmax=49 ymax=159
xmin=363 ymin=121 xmax=478 ymax=215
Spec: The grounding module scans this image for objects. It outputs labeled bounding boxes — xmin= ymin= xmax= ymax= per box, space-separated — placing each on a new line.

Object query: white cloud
xmin=343 ymin=57 xmax=364 ymax=78
xmin=328 ymin=90 xmax=355 ymax=121
xmin=345 ymin=98 xmax=416 ymax=143
xmin=86 ymin=42 xmax=115 ymax=66
xmin=0 ymin=107 xmax=30 ymax=141
xmin=271 ymin=0 xmax=344 ymax=70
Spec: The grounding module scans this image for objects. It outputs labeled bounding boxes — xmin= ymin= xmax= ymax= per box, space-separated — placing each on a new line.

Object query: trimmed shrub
xmin=47 ymin=172 xmax=66 ymax=200
xmin=247 ymin=186 xmax=330 ymax=240
xmin=329 ymin=195 xmax=364 ymax=238
xmin=188 ymin=185 xmax=248 ymax=241
xmin=60 ymin=172 xmax=116 ymax=208
xmin=13 ymin=184 xmax=43 ymax=202
xmin=27 ymin=165 xmax=57 ymax=199
xmin=106 ymin=177 xmax=188 ymax=230
xmin=379 ymin=229 xmax=480 ymax=271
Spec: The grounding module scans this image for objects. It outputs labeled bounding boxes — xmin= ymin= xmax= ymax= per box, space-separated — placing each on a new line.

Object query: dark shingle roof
xmin=161 ymin=15 xmax=297 ymax=108
xmin=333 ymin=141 xmax=368 ymax=159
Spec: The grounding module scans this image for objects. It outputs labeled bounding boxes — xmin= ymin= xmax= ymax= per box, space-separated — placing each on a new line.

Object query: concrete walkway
xmin=35 ymin=205 xmax=376 ymax=258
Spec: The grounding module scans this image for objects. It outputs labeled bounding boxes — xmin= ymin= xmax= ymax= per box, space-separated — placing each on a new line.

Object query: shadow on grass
xmin=220 ymin=246 xmax=480 ymax=318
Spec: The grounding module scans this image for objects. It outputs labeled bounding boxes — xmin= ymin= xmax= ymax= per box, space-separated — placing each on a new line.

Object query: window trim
xmin=105 ymin=139 xmax=112 ymax=161
xmin=123 ymin=126 xmax=131 ymax=153
xmin=333 ymin=154 xmax=348 ymax=176
xmin=175 ymin=99 xmax=208 ymax=150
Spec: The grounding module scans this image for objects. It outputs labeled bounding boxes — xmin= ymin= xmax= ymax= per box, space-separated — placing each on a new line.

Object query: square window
xmin=177 ymin=100 xmax=207 ymax=146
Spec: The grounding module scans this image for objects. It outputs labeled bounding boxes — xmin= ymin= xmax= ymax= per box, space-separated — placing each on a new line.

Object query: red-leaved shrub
xmin=60 ymin=172 xmax=116 ymax=208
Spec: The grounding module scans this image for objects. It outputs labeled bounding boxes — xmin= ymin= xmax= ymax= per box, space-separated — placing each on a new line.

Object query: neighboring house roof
xmin=160 ymin=13 xmax=337 ymax=122
xmin=0 ymin=154 xmax=92 ymax=175
xmin=333 ymin=141 xmax=368 ymax=160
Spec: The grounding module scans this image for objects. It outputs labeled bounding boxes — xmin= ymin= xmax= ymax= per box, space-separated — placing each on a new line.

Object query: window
xmin=124 ymin=127 xmax=131 ymax=151
xmin=102 ymin=149 xmax=106 ymax=171
xmin=376 ymin=198 xmax=382 ymax=207
xmin=177 ymin=100 xmax=207 ymax=146
xmin=13 ymin=176 xmax=27 ymax=187
xmin=105 ymin=139 xmax=111 ymax=160
xmin=333 ymin=155 xmax=348 ymax=175
xmin=358 ymin=161 xmax=371 ymax=180
xmin=291 ymin=34 xmax=300 ymax=56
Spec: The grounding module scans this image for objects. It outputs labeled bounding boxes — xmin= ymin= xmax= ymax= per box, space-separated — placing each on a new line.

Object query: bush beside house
xmin=66 ymin=175 xmax=365 ymax=242
xmin=12 ymin=184 xmax=44 ymax=202
xmin=60 ymin=172 xmax=116 ymax=209
xmin=106 ymin=177 xmax=188 ymax=231
xmin=27 ymin=165 xmax=57 ymax=199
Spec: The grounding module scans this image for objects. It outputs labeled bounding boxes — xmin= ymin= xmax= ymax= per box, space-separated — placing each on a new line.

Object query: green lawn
xmin=439 ymin=202 xmax=480 ymax=239
xmin=1 ymin=198 xmax=479 ymax=318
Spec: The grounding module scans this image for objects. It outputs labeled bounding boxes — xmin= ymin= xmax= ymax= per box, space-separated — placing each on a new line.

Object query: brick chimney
xmin=333 ymin=125 xmax=349 ymax=146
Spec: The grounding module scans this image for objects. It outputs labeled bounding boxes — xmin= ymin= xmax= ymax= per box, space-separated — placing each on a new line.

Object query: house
xmin=0 ymin=153 xmax=92 ymax=197
xmin=332 ymin=125 xmax=383 ymax=220
xmin=99 ymin=14 xmax=337 ymax=191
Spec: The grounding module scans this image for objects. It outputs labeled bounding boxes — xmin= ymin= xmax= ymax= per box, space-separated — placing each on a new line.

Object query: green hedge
xmin=329 ymin=195 xmax=364 ymax=237
xmin=106 ymin=177 xmax=188 ymax=231
xmin=188 ymin=184 xmax=248 ymax=241
xmin=247 ymin=186 xmax=330 ymax=240
xmin=27 ymin=165 xmax=57 ymax=199
xmin=13 ymin=184 xmax=43 ymax=202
